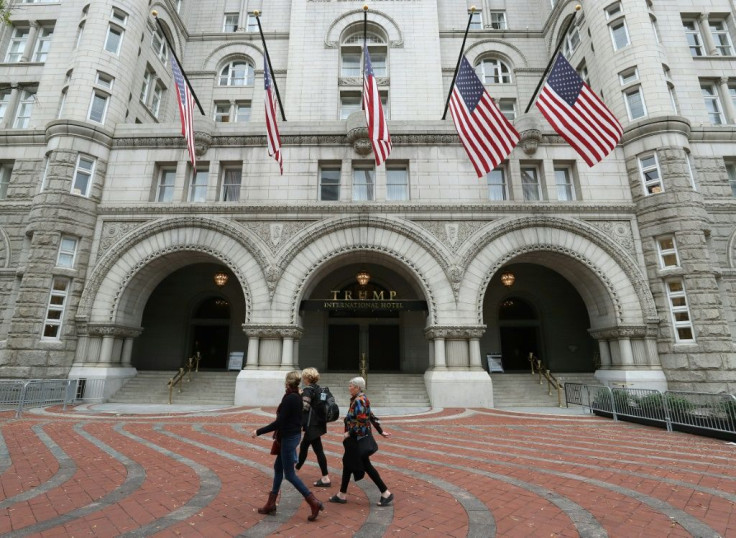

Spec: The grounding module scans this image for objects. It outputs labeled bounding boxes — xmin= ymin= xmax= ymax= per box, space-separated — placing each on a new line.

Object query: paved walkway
xmin=1 ymin=405 xmax=735 ymax=537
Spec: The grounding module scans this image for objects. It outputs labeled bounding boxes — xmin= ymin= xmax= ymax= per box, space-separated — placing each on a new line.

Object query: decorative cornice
xmin=0 ymin=129 xmax=46 ymax=146
xmin=82 ymin=324 xmax=144 ymax=338
xmin=589 ymin=324 xmax=659 ymax=340
xmin=45 ymin=120 xmax=115 ymax=148
xmin=620 ymin=116 xmax=691 ymax=145
xmin=424 ymin=326 xmax=487 ymax=339
xmin=242 ymin=324 xmax=303 ymax=339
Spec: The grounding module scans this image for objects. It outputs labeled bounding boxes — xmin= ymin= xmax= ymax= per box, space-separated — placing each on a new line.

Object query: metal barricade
xmin=0 ymin=378 xmax=106 ymax=418
xmin=665 ymin=390 xmax=736 ymax=436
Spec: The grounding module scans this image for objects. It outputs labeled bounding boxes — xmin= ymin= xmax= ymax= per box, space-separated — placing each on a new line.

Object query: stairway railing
xmin=529 ymin=353 xmax=564 ymax=407
xmin=167 ymin=355 xmax=199 ymax=404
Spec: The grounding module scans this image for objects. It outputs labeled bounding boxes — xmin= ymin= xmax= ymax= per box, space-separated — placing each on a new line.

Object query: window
xmin=341 ymin=52 xmax=361 ymax=77
xmin=246 ymin=13 xmax=259 ymax=33
xmin=219 ymin=61 xmax=254 ymax=86
xmin=610 ymin=19 xmax=630 ymax=50
xmin=554 ymin=166 xmax=575 ymax=200
xmin=96 ymin=72 xmax=114 ymax=90
xmin=13 ymin=89 xmax=36 ymax=128
xmin=0 ymin=87 xmax=10 ymax=123
xmin=42 ymin=278 xmax=70 ymax=340
xmin=476 ymin=59 xmax=512 ymax=84
xmin=176 ymin=0 xmax=182 ymax=14
xmin=104 ymin=25 xmax=123 ymax=54
xmin=150 ymin=82 xmax=163 ymax=118
xmin=340 ymin=93 xmax=361 ymax=119
xmin=88 ymin=92 xmax=109 ymax=124
xmin=639 ymin=153 xmax=663 ymax=194
xmin=152 ymin=27 xmax=168 ymax=62
xmin=215 ymin=101 xmax=250 ymax=123
xmin=619 ymin=67 xmax=639 ymax=86
xmin=577 ymin=62 xmax=590 ymax=85
xmin=498 ymin=99 xmax=516 ymax=121
xmin=341 ymin=31 xmax=387 ymax=78
xmin=386 ymin=166 xmax=408 ymax=201
xmin=701 ymin=83 xmax=724 ymax=124
xmin=353 ymin=166 xmax=375 ymax=201
xmin=32 ymin=26 xmax=54 ymax=62
xmin=683 ymin=20 xmax=703 ymax=56
xmin=140 ymin=69 xmax=153 ymax=103
xmin=656 ymin=236 xmax=679 ymax=268
xmin=223 ymin=13 xmax=239 ymax=32
xmin=521 ymin=166 xmax=541 ymax=201
xmin=156 ymin=168 xmax=176 ymax=202
xmin=709 ymin=20 xmax=734 ymax=56
xmin=562 ymin=24 xmax=581 ymax=57
xmin=214 ymin=102 xmax=231 ymax=122
xmin=72 ymin=155 xmax=95 ymax=197
xmin=487 ymin=167 xmax=507 ymax=201
xmin=0 ymin=162 xmax=11 ymax=200
xmin=469 ymin=11 xmax=482 ymax=30
xmin=75 ymin=23 xmax=85 ymax=50
xmin=5 ymin=26 xmax=29 ymax=63
xmin=235 ymin=101 xmax=251 ymax=122
xmin=56 ymin=236 xmax=78 ymax=268
xmin=489 ymin=11 xmax=506 ymax=30
xmin=604 ymin=2 xmax=622 ymax=20
xmin=624 ymin=86 xmax=646 ymax=120
xmin=686 ymin=153 xmax=697 ymax=190
xmin=319 ymin=166 xmax=340 ymax=201
xmin=726 ymin=161 xmax=736 ymax=197
xmin=57 ymin=89 xmax=67 ymax=119
xmin=111 ymin=8 xmax=128 ymax=26
xmin=221 ymin=166 xmax=242 ymax=201
xmin=730 ymin=83 xmax=736 ymax=113
xmin=189 ymin=167 xmax=208 ymax=202
xmin=665 ymin=279 xmax=695 ymax=342
xmin=650 ymin=15 xmax=660 ymax=44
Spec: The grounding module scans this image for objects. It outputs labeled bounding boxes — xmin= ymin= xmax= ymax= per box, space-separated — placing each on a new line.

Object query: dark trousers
xmin=297 ymin=435 xmax=329 ymax=476
xmin=271 ymin=433 xmax=310 ymax=497
xmin=340 ymin=455 xmax=387 ymax=494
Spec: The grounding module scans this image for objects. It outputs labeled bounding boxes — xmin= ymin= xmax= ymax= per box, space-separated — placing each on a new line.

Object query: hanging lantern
xmin=213 ymin=271 xmax=229 ymax=287
xmin=356 ymin=269 xmax=371 ymax=286
xmin=500 ymin=271 xmax=515 ymax=287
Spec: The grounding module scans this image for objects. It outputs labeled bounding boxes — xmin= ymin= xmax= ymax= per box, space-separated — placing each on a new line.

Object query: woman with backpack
xmin=251 ymin=370 xmax=324 ymax=521
xmin=295 ymin=367 xmax=332 ymax=487
xmin=329 ymin=376 xmax=394 ymax=506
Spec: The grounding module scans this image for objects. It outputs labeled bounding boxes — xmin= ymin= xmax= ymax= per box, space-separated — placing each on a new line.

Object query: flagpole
xmin=151 ymin=11 xmax=205 ymax=115
xmin=361 ymin=5 xmax=368 ymax=110
xmin=524 ymin=4 xmax=581 ymax=113
xmin=255 ymin=11 xmax=286 ymax=121
xmin=441 ymin=6 xmax=476 ymax=120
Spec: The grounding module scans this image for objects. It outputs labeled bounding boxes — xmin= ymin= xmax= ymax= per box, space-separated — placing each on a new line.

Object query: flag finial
xmin=575 ymin=4 xmax=581 ymax=11
xmin=151 ymin=10 xmax=158 ymax=17
xmin=253 ymin=10 xmax=260 ymax=16
xmin=363 ymin=5 xmax=369 ymax=11
xmin=470 ymin=5 xmax=476 ymax=12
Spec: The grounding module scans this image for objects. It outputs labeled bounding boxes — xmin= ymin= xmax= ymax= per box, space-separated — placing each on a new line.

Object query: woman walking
xmin=251 ymin=370 xmax=324 ymax=521
xmin=329 ymin=376 xmax=393 ymax=506
xmin=295 ymin=367 xmax=332 ymax=487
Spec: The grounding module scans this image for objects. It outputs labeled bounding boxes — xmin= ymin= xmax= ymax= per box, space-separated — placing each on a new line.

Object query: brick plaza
xmin=1 ymin=406 xmax=734 ymax=537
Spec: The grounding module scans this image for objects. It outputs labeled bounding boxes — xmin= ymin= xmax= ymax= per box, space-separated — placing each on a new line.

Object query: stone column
xmin=1 ymin=88 xmax=20 ymax=129
xmin=618 ymin=337 xmax=634 ymax=366
xmin=699 ymin=14 xmax=717 ymax=56
xmin=245 ymin=336 xmax=259 ymax=368
xmin=433 ymin=338 xmax=446 ymax=369
xmin=21 ymin=22 xmax=39 ymax=63
xmin=242 ymin=325 xmax=303 ymax=369
xmin=719 ymin=77 xmax=736 ymax=123
xmin=99 ymin=334 xmax=115 ymax=365
xmin=121 ymin=337 xmax=135 ymax=367
xmin=598 ymin=339 xmax=612 ymax=367
xmin=281 ymin=336 xmax=294 ymax=369
xmin=469 ymin=337 xmax=483 ymax=370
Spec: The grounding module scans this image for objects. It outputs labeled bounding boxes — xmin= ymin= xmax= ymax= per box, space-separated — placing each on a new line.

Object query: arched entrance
xmin=298 ymin=259 xmax=429 ymax=374
xmin=482 ymin=262 xmax=596 ymax=373
xmin=132 ymin=262 xmax=247 ymax=370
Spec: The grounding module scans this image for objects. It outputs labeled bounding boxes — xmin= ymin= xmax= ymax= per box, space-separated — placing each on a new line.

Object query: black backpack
xmin=315 ymin=385 xmax=340 ymax=423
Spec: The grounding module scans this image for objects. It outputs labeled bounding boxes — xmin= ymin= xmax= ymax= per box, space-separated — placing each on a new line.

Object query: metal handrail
xmin=529 ymin=353 xmax=564 ymax=407
xmin=167 ymin=368 xmax=186 ymax=404
xmin=167 ymin=355 xmax=200 ymax=404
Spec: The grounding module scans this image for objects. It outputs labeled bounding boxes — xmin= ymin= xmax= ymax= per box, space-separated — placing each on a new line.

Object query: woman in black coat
xmin=251 ymin=370 xmax=324 ymax=521
xmin=295 ymin=367 xmax=331 ymax=487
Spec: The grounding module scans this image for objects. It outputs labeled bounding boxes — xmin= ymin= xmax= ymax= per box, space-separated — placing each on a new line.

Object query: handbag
xmin=270 ymin=433 xmax=281 ymax=455
xmin=357 ymin=433 xmax=378 ymax=458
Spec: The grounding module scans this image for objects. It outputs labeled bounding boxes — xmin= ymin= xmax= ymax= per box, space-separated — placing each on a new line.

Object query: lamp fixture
xmin=500 ymin=271 xmax=515 ymax=287
xmin=213 ymin=271 xmax=229 ymax=287
xmin=356 ymin=269 xmax=371 ymax=286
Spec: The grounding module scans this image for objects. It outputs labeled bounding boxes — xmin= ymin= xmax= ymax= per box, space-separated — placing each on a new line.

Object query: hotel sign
xmin=300 ymin=290 xmax=427 ymax=312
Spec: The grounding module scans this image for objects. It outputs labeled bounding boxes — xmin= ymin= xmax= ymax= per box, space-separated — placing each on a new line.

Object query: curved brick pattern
xmin=1 ymin=407 xmax=736 ymax=537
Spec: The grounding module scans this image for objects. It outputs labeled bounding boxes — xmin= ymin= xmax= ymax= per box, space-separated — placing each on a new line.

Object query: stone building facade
xmin=0 ymin=0 xmax=735 ymax=406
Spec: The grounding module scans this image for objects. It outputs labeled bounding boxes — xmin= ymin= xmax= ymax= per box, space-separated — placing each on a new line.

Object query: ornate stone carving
xmin=338 ymin=77 xmax=389 ymax=87
xmin=194 ymin=131 xmax=213 ymax=156
xmin=425 ymin=326 xmax=486 ymax=339
xmin=589 ymin=324 xmax=658 ymax=340
xmin=245 ymin=222 xmax=303 ymax=252
xmin=520 ymin=129 xmax=543 ymax=155
xmin=87 ymin=324 xmax=143 ymax=338
xmin=584 ymin=220 xmax=636 ymax=257
xmin=242 ymin=324 xmax=303 ymax=339
xmin=346 ymin=126 xmax=372 ymax=156
xmin=265 ymin=265 xmax=281 ymax=298
xmin=412 ymin=220 xmax=477 ymax=252
xmin=99 ymin=221 xmax=149 ymax=257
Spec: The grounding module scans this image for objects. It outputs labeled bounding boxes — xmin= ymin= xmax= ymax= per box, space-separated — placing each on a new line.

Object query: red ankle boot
xmin=257 ymin=492 xmax=278 ymax=515
xmin=305 ymin=492 xmax=324 ymax=521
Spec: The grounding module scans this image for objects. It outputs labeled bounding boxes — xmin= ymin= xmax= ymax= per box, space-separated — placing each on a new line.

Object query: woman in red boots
xmin=252 ymin=370 xmax=324 ymax=521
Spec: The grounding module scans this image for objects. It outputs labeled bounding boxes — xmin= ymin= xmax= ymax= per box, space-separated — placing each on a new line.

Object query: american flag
xmin=536 ymin=53 xmax=623 ymax=167
xmin=264 ymin=57 xmax=283 ymax=174
xmin=363 ymin=46 xmax=392 ymax=166
xmin=170 ymin=53 xmax=196 ymax=172
xmin=449 ymin=57 xmax=519 ymax=178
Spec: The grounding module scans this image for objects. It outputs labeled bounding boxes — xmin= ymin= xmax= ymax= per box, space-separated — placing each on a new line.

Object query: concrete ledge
xmin=424 ymin=369 xmax=493 ymax=408
xmin=235 ymin=369 xmax=289 ymax=407
xmin=67 ymin=365 xmax=138 ymax=400
xmin=594 ymin=368 xmax=668 ymax=392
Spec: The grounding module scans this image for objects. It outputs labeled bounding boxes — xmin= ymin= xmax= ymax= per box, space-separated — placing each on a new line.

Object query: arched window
xmin=341 ymin=30 xmax=386 ymax=77
xmin=219 ymin=60 xmax=254 ymax=86
xmin=152 ymin=26 xmax=168 ymax=63
xmin=475 ymin=58 xmax=512 ymax=84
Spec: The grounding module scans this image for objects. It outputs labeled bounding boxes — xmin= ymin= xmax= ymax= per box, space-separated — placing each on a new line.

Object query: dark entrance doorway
xmin=327 ymin=325 xmax=360 ymax=371
xmin=369 ymin=325 xmax=400 ymax=371
xmin=190 ymin=296 xmax=231 ymax=370
xmin=499 ymin=326 xmax=538 ymax=370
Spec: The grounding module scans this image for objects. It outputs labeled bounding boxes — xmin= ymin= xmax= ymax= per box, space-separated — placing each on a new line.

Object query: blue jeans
xmin=272 ymin=433 xmax=310 ymax=497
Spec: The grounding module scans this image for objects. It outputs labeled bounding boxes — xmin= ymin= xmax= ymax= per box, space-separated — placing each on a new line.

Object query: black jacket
xmin=301 ymin=384 xmax=327 ymax=441
xmin=257 ymin=391 xmax=302 ymax=438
